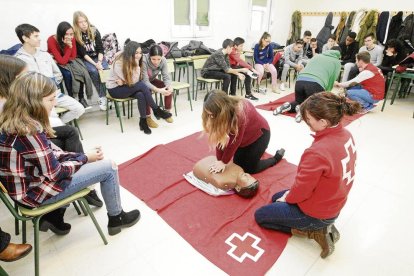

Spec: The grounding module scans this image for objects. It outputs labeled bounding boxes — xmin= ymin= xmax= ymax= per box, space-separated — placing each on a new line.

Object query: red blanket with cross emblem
xmin=255 ymin=93 xmax=365 ymax=127
xmin=119 ymin=132 xmax=297 ymax=275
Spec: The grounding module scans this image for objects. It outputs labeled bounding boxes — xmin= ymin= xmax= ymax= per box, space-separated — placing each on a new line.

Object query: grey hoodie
xmin=142 ymin=54 xmax=171 ymax=90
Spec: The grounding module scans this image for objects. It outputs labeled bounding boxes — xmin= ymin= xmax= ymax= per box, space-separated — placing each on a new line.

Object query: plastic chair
xmin=0 ymin=182 xmax=108 ymax=276
xmin=166 ymin=60 xmax=192 ymax=116
xmin=99 ymin=69 xmax=136 ymax=133
xmin=192 ymin=58 xmax=222 ymax=101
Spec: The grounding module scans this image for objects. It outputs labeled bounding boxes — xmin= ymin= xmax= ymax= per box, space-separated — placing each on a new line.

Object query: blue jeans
xmin=83 ymin=58 xmax=109 ymax=98
xmin=108 ymin=81 xmax=157 ymax=117
xmin=41 ymin=159 xmax=122 ymax=216
xmin=347 ymin=87 xmax=378 ymax=109
xmin=254 ymin=190 xmax=336 ymax=233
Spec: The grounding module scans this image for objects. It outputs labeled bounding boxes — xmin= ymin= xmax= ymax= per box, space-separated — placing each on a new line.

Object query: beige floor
xmin=1 ymin=83 xmax=414 ymax=276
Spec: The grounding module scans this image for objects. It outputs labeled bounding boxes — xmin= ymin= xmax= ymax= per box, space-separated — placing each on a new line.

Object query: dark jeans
xmin=202 ymin=70 xmax=231 ymax=93
xmin=50 ymin=125 xmax=84 ymax=153
xmin=255 ymin=190 xmax=337 ymax=233
xmin=83 ymin=58 xmax=109 ymax=98
xmin=0 ymin=228 xmax=11 ymax=253
xmin=108 ymin=81 xmax=157 ymax=118
xmin=290 ymin=80 xmax=325 ymax=112
xmin=146 ymin=79 xmax=173 ymax=115
xmin=230 ymin=68 xmax=252 ymax=96
xmin=233 ymin=128 xmax=275 ymax=174
xmin=59 ymin=66 xmax=86 ymax=100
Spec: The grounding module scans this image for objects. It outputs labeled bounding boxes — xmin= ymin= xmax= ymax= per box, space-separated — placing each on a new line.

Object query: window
xmin=250 ymin=0 xmax=268 ymax=31
xmin=172 ymin=0 xmax=211 ymax=38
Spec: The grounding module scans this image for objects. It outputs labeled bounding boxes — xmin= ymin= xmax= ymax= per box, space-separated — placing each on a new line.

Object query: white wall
xmin=0 ymin=0 xmax=250 ymax=51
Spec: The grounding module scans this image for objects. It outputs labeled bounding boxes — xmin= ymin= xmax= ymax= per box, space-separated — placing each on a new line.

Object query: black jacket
xmin=387 ymin=12 xmax=403 ymax=42
xmin=376 ymin=11 xmax=390 ymax=44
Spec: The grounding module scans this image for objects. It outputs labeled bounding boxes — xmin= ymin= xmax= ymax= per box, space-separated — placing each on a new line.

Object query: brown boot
xmin=0 ymin=243 xmax=32 ymax=262
xmin=146 ymin=117 xmax=159 ymax=128
xmin=291 ymin=227 xmax=335 ymax=258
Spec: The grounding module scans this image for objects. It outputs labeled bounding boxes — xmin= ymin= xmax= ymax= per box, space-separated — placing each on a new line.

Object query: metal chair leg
xmin=78 ymin=198 xmax=108 ymax=245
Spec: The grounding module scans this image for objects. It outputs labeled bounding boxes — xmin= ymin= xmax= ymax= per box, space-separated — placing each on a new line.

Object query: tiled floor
xmin=1 ymin=84 xmax=414 ymax=275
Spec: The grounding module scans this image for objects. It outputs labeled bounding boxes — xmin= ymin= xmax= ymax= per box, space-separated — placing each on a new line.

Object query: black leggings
xmin=290 ymin=80 xmax=324 ymax=112
xmin=233 ymin=128 xmax=275 ymax=174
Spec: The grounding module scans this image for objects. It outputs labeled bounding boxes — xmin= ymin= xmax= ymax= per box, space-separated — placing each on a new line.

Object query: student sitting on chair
xmin=253 ymin=32 xmax=279 ymax=93
xmin=14 ymin=23 xmax=85 ymax=124
xmin=0 ymin=72 xmax=140 ymax=236
xmin=279 ymin=39 xmax=305 ymax=91
xmin=106 ymin=41 xmax=172 ymax=135
xmin=322 ymin=34 xmax=338 ymax=53
xmin=255 ymin=92 xmax=361 ymax=259
xmin=229 ymin=37 xmax=259 ymax=100
xmin=193 ymin=156 xmax=259 ymax=198
xmin=339 ymin=31 xmax=358 ymax=65
xmin=201 ymin=39 xmax=248 ymax=95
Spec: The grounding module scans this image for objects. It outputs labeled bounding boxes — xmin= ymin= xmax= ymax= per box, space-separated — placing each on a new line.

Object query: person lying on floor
xmin=193 ymin=156 xmax=260 ymax=198
xmin=0 ymin=72 xmax=140 ymax=236
xmin=255 ymin=92 xmax=361 ymax=259
xmin=202 ymin=90 xmax=285 ymax=175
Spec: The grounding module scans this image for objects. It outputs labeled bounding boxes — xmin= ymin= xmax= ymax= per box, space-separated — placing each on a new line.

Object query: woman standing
xmin=255 ymin=92 xmax=360 ymax=258
xmin=106 ymin=41 xmax=172 ymax=134
xmin=142 ymin=45 xmax=174 ymax=125
xmin=73 ymin=11 xmax=108 ymax=110
xmin=202 ymin=90 xmax=284 ymax=174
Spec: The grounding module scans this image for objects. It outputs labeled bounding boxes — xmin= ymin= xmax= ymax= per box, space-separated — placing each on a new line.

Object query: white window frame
xmin=171 ymin=0 xmax=212 ymax=38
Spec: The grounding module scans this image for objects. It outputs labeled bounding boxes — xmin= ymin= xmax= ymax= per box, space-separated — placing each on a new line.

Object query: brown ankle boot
xmin=291 ymin=227 xmax=335 ymax=258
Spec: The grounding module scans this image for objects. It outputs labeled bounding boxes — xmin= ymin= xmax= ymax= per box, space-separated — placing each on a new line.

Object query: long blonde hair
xmin=202 ymin=90 xmax=244 ymax=149
xmin=73 ymin=11 xmax=95 ymax=46
xmin=0 ymin=72 xmax=56 ymax=137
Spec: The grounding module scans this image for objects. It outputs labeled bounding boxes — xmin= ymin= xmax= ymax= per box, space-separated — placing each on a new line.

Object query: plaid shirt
xmin=0 ymin=131 xmax=87 ymax=207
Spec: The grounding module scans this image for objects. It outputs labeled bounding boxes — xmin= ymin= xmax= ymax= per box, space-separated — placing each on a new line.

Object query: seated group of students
xmin=0 ymin=15 xmax=390 ymax=266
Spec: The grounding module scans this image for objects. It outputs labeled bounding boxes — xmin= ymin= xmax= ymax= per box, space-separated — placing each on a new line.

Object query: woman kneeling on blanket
xmin=255 ymin=92 xmax=361 ymax=258
xmin=202 ymin=90 xmax=285 ymax=175
xmin=193 ymin=156 xmax=259 ymax=198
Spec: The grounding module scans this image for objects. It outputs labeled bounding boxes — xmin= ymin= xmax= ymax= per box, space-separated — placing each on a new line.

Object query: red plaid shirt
xmin=0 ymin=131 xmax=87 ymax=207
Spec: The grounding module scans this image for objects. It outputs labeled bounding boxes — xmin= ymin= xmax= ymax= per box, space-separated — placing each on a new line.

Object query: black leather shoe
xmin=85 ymin=190 xmax=103 ymax=207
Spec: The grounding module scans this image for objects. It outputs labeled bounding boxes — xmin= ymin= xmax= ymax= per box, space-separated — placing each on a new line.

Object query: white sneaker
xmin=98 ymin=97 xmax=107 ymax=111
xmin=258 ymin=87 xmax=267 ymax=94
xmin=247 ymin=71 xmax=258 ymax=79
xmin=279 ymin=83 xmax=286 ymax=91
xmin=273 ymin=102 xmax=291 ymax=116
xmin=295 ymin=112 xmax=302 ymax=123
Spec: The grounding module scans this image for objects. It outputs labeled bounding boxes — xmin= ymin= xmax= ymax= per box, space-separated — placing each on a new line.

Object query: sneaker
xmin=273 ymin=102 xmax=291 ymax=116
xmin=258 ymin=87 xmax=267 ymax=94
xmin=279 ymin=83 xmax=286 ymax=91
xmin=272 ymin=86 xmax=280 ymax=94
xmin=247 ymin=71 xmax=258 ymax=79
xmin=245 ymin=94 xmax=259 ymax=101
xmin=295 ymin=112 xmax=302 ymax=123
xmin=98 ymin=97 xmax=107 ymax=111
xmin=79 ymin=98 xmax=92 ymax=110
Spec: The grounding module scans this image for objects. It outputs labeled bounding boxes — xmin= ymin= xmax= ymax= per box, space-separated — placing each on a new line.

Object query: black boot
xmin=153 ymin=107 xmax=172 ymax=120
xmin=107 ymin=209 xmax=141 ymax=236
xmin=85 ymin=189 xmax=103 ymax=207
xmin=39 ymin=208 xmax=71 ymax=235
xmin=273 ymin=148 xmax=285 ymax=165
xmin=139 ymin=118 xmax=151 ymax=134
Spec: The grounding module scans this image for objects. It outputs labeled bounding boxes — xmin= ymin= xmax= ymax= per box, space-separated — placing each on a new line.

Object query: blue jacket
xmin=253 ymin=43 xmax=274 ymax=65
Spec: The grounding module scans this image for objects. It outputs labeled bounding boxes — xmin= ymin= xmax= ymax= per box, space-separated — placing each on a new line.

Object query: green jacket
xmin=297 ymin=50 xmax=341 ymax=91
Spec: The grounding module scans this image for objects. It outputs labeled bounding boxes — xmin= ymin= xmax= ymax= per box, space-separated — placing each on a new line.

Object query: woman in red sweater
xmin=255 ymin=92 xmax=360 ymax=258
xmin=47 ymin=21 xmax=92 ymax=108
xmin=202 ymin=90 xmax=284 ymax=174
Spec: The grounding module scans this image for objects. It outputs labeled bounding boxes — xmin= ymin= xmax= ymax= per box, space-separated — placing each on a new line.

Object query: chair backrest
xmin=166 ymin=59 xmax=175 ymax=74
xmin=193 ymin=58 xmax=207 ymax=70
xmin=99 ymin=69 xmax=111 ymax=84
